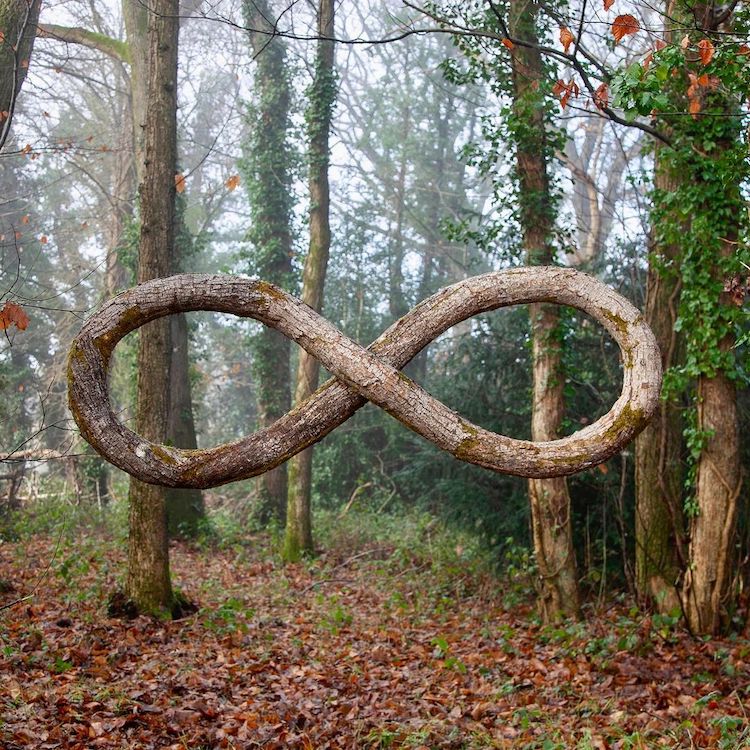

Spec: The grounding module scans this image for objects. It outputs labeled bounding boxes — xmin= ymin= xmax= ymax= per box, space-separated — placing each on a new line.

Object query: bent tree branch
xmin=68 ymin=269 xmax=662 ymax=489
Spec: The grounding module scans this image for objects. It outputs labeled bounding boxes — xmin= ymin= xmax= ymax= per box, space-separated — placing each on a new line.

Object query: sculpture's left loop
xmin=67 ymin=268 xmax=662 ymax=488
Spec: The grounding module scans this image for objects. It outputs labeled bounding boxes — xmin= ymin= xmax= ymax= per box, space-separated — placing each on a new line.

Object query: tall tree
xmin=42 ymin=2 xmax=205 ymax=535
xmin=283 ymin=0 xmax=336 ymax=561
xmin=126 ymin=0 xmax=179 ymax=614
xmin=240 ymin=0 xmax=295 ymax=525
xmin=633 ymin=8 xmax=685 ymax=614
xmin=508 ymin=0 xmax=580 ymax=621
xmin=0 ymin=0 xmax=42 ymax=150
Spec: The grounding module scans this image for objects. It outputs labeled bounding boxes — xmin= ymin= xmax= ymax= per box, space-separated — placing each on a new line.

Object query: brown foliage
xmin=1 ymin=535 xmax=749 ymax=748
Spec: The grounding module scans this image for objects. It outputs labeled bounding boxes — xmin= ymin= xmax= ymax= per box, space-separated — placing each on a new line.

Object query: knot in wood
xmin=67 ymin=268 xmax=662 ymax=488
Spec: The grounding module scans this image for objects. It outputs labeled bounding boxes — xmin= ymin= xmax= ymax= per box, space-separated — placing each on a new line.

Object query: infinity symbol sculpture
xmin=67 ymin=268 xmax=661 ymax=488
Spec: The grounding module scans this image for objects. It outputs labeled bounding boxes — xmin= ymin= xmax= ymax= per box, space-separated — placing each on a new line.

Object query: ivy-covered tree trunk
xmin=240 ymin=0 xmax=295 ymax=525
xmin=508 ymin=0 xmax=580 ymax=622
xmin=283 ymin=0 xmax=336 ymax=562
xmin=0 ymin=0 xmax=41 ymax=148
xmin=125 ymin=0 xmax=179 ymax=615
xmin=634 ymin=155 xmax=685 ymax=614
xmin=668 ymin=8 xmax=744 ymax=637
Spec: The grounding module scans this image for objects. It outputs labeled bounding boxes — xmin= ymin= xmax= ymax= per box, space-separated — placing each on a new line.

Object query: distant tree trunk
xmin=126 ymin=0 xmax=178 ymax=615
xmin=241 ymin=0 xmax=294 ymax=525
xmin=164 ymin=197 xmax=205 ymax=537
xmin=0 ymin=0 xmax=41 ymax=149
xmin=509 ymin=0 xmax=580 ymax=622
xmin=166 ymin=307 xmax=205 ymax=536
xmin=282 ymin=0 xmax=335 ymax=562
xmin=634 ymin=145 xmax=685 ymax=614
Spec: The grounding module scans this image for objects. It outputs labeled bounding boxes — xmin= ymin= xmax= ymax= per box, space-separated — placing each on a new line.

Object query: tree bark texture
xmin=68 ymin=269 xmax=662 ymax=490
xmin=634 ymin=150 xmax=684 ymax=615
xmin=283 ymin=0 xmax=336 ymax=562
xmin=675 ymin=4 xmax=742 ymax=636
xmin=42 ymin=3 xmax=203 ymax=535
xmin=683 ymin=355 xmax=740 ymax=635
xmin=508 ymin=0 xmax=579 ymax=621
xmin=125 ymin=0 xmax=179 ymax=615
xmin=0 ymin=0 xmax=41 ymax=150
xmin=241 ymin=0 xmax=295 ymax=525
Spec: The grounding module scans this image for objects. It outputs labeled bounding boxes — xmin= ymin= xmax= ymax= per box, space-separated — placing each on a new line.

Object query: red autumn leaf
xmin=175 ymin=173 xmax=186 ymax=193
xmin=501 ymin=38 xmax=514 ymax=50
xmin=0 ymin=31 xmax=5 ymax=44
xmin=655 ymin=39 xmax=667 ymax=51
xmin=593 ymin=83 xmax=609 ymax=110
xmin=560 ymin=26 xmax=575 ymax=54
xmin=688 ymin=96 xmax=701 ymax=117
xmin=612 ymin=14 xmax=640 ymax=43
xmin=20 ymin=214 xmax=29 ymax=225
xmin=553 ymin=79 xmax=580 ymax=109
xmin=643 ymin=51 xmax=654 ymax=72
xmin=697 ymin=38 xmax=714 ymax=65
xmin=0 ymin=301 xmax=29 ymax=331
xmin=21 ymin=143 xmax=31 ymax=155
xmin=603 ymin=0 xmax=615 ymax=10
xmin=40 ymin=235 xmax=48 ymax=244
xmin=739 ymin=44 xmax=750 ymax=56
xmin=680 ymin=35 xmax=691 ymax=50
xmin=225 ymin=174 xmax=241 ymax=191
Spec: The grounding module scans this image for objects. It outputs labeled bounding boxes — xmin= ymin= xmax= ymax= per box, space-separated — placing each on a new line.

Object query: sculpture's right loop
xmin=67 ymin=268 xmax=661 ymax=488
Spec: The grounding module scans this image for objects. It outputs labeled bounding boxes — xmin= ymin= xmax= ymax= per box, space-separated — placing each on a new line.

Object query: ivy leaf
xmin=612 ymin=15 xmax=640 ymax=43
xmin=593 ymin=83 xmax=609 ymax=109
xmin=175 ymin=173 xmax=186 ymax=194
xmin=0 ymin=301 xmax=29 ymax=331
xmin=560 ymin=27 xmax=575 ymax=54
xmin=697 ymin=38 xmax=714 ymax=65
xmin=225 ymin=174 xmax=241 ymax=191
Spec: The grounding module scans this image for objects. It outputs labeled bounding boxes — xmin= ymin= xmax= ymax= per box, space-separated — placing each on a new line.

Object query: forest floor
xmin=1 ymin=515 xmax=750 ymax=749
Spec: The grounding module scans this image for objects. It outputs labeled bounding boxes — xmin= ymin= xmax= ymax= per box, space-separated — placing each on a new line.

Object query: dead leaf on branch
xmin=593 ymin=83 xmax=609 ymax=110
xmin=612 ymin=14 xmax=640 ymax=44
xmin=553 ymin=79 xmax=580 ymax=109
xmin=698 ymin=38 xmax=714 ymax=66
xmin=560 ymin=26 xmax=576 ymax=54
xmin=0 ymin=301 xmax=29 ymax=331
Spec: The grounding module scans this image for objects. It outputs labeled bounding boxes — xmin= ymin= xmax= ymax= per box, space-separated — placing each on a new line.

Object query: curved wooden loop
xmin=68 ymin=268 xmax=662 ymax=488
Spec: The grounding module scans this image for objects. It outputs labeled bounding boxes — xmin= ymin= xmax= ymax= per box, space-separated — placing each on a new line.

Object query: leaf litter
xmin=1 ymin=534 xmax=749 ymax=749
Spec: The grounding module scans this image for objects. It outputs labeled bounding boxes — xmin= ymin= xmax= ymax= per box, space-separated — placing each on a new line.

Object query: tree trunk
xmin=241 ymin=0 xmax=294 ymax=525
xmin=684 ymin=349 xmax=740 ymax=634
xmin=0 ymin=0 xmax=41 ymax=149
xmin=282 ymin=0 xmax=336 ymax=562
xmin=125 ymin=0 xmax=179 ymax=616
xmin=508 ymin=0 xmax=580 ymax=621
xmin=165 ymin=308 xmax=204 ymax=536
xmin=634 ymin=150 xmax=685 ymax=614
